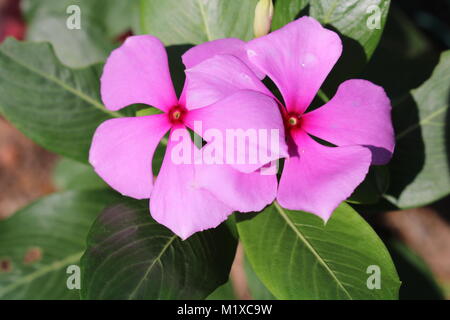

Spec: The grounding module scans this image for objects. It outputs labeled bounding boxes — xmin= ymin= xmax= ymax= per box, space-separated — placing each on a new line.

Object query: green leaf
xmin=53 ymin=158 xmax=107 ymax=191
xmin=272 ymin=0 xmax=309 ymax=30
xmin=80 ymin=199 xmax=237 ymax=300
xmin=244 ymin=256 xmax=276 ymax=300
xmin=22 ymin=0 xmax=138 ymax=67
xmin=0 ymin=39 xmax=119 ymax=163
xmin=0 ymin=190 xmax=122 ymax=299
xmin=237 ymin=202 xmax=400 ymax=299
xmin=135 ymin=107 xmax=164 ymax=117
xmin=386 ymin=50 xmax=450 ymax=208
xmin=136 ymin=0 xmax=259 ymax=44
xmin=310 ymin=0 xmax=391 ymax=59
xmin=386 ymin=241 xmax=444 ymax=300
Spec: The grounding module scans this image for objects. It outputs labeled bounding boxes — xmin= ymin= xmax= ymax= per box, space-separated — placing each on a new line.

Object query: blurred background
xmin=0 ymin=0 xmax=449 ymax=299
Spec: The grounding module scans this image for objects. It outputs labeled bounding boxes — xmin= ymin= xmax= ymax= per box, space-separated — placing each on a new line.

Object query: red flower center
xmin=168 ymin=105 xmax=186 ymax=124
xmin=285 ymin=112 xmax=303 ymax=130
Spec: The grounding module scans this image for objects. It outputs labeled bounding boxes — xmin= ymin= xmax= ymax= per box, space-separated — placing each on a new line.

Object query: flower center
xmin=168 ymin=106 xmax=186 ymax=124
xmin=285 ymin=112 xmax=302 ymax=130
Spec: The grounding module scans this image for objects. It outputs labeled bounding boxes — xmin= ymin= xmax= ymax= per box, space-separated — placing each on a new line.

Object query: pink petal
xmin=195 ymin=163 xmax=277 ymax=213
xmin=182 ymin=38 xmax=264 ymax=78
xmin=185 ymin=54 xmax=273 ymax=109
xmin=150 ymin=133 xmax=233 ymax=240
xmin=184 ymin=90 xmax=288 ymax=173
xmin=302 ymin=79 xmax=395 ymax=164
xmin=101 ymin=35 xmax=178 ymax=112
xmin=277 ymin=130 xmax=371 ymax=221
xmin=89 ymin=114 xmax=171 ymax=199
xmin=246 ymin=16 xmax=342 ymax=114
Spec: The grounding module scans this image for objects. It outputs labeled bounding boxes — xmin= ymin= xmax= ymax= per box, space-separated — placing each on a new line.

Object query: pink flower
xmin=186 ymin=17 xmax=395 ymax=220
xmin=89 ymin=35 xmax=287 ymax=239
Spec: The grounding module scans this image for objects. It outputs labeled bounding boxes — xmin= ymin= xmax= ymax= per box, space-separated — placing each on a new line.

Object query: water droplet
xmin=247 ymin=49 xmax=257 ymax=58
xmin=240 ymin=73 xmax=251 ymax=82
xmin=299 ymin=53 xmax=317 ymax=68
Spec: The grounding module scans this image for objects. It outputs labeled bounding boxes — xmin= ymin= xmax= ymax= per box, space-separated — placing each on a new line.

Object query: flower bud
xmin=253 ymin=0 xmax=274 ymax=38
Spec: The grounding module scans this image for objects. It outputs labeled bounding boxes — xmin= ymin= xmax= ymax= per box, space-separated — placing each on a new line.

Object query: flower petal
xmin=184 ymin=90 xmax=288 ymax=173
xmin=195 ymin=163 xmax=277 ymax=213
xmin=185 ymin=54 xmax=273 ymax=109
xmin=277 ymin=130 xmax=371 ymax=221
xmin=150 ymin=133 xmax=233 ymax=240
xmin=89 ymin=114 xmax=170 ymax=199
xmin=302 ymin=79 xmax=395 ymax=164
xmin=246 ymin=16 xmax=342 ymax=113
xmin=101 ymin=35 xmax=178 ymax=112
xmin=182 ymin=38 xmax=264 ymax=78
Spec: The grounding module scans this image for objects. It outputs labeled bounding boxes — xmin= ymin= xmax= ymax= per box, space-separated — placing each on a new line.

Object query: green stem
xmin=317 ymin=89 xmax=330 ymax=103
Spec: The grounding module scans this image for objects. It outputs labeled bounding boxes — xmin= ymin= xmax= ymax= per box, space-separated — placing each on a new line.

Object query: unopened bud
xmin=253 ymin=0 xmax=274 ymax=38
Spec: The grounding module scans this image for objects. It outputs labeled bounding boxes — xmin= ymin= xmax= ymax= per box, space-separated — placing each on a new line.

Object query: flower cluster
xmin=90 ymin=17 xmax=394 ymax=239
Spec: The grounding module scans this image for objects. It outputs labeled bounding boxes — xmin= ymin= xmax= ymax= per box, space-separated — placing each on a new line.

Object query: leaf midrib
xmin=0 ymin=46 xmax=120 ymax=118
xmin=127 ymin=235 xmax=177 ymax=299
xmin=396 ymin=104 xmax=447 ymax=140
xmin=273 ymin=202 xmax=353 ymax=300
xmin=321 ymin=0 xmax=340 ymax=25
xmin=197 ymin=0 xmax=213 ymax=41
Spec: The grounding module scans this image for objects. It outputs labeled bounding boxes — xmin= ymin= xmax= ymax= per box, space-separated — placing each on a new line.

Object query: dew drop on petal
xmin=240 ymin=73 xmax=251 ymax=82
xmin=299 ymin=53 xmax=318 ymax=68
xmin=247 ymin=49 xmax=257 ymax=58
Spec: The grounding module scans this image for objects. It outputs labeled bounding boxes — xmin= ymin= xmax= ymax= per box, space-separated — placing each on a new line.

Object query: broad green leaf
xmin=22 ymin=0 xmax=138 ymax=67
xmin=310 ymin=0 xmax=391 ymax=59
xmin=0 ymin=39 xmax=119 ymax=163
xmin=244 ymin=256 xmax=276 ymax=300
xmin=93 ymin=0 xmax=139 ymax=38
xmin=0 ymin=190 xmax=122 ymax=299
xmin=237 ymin=202 xmax=400 ymax=299
xmin=81 ymin=199 xmax=237 ymax=300
xmin=53 ymin=158 xmax=107 ymax=191
xmin=136 ymin=0 xmax=259 ymax=44
xmin=272 ymin=0 xmax=309 ymax=30
xmin=386 ymin=50 xmax=450 ymax=208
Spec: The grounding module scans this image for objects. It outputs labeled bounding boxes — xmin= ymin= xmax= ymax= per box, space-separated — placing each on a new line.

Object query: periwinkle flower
xmin=90 ymin=35 xmax=287 ymax=239
xmin=186 ymin=17 xmax=395 ymax=220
